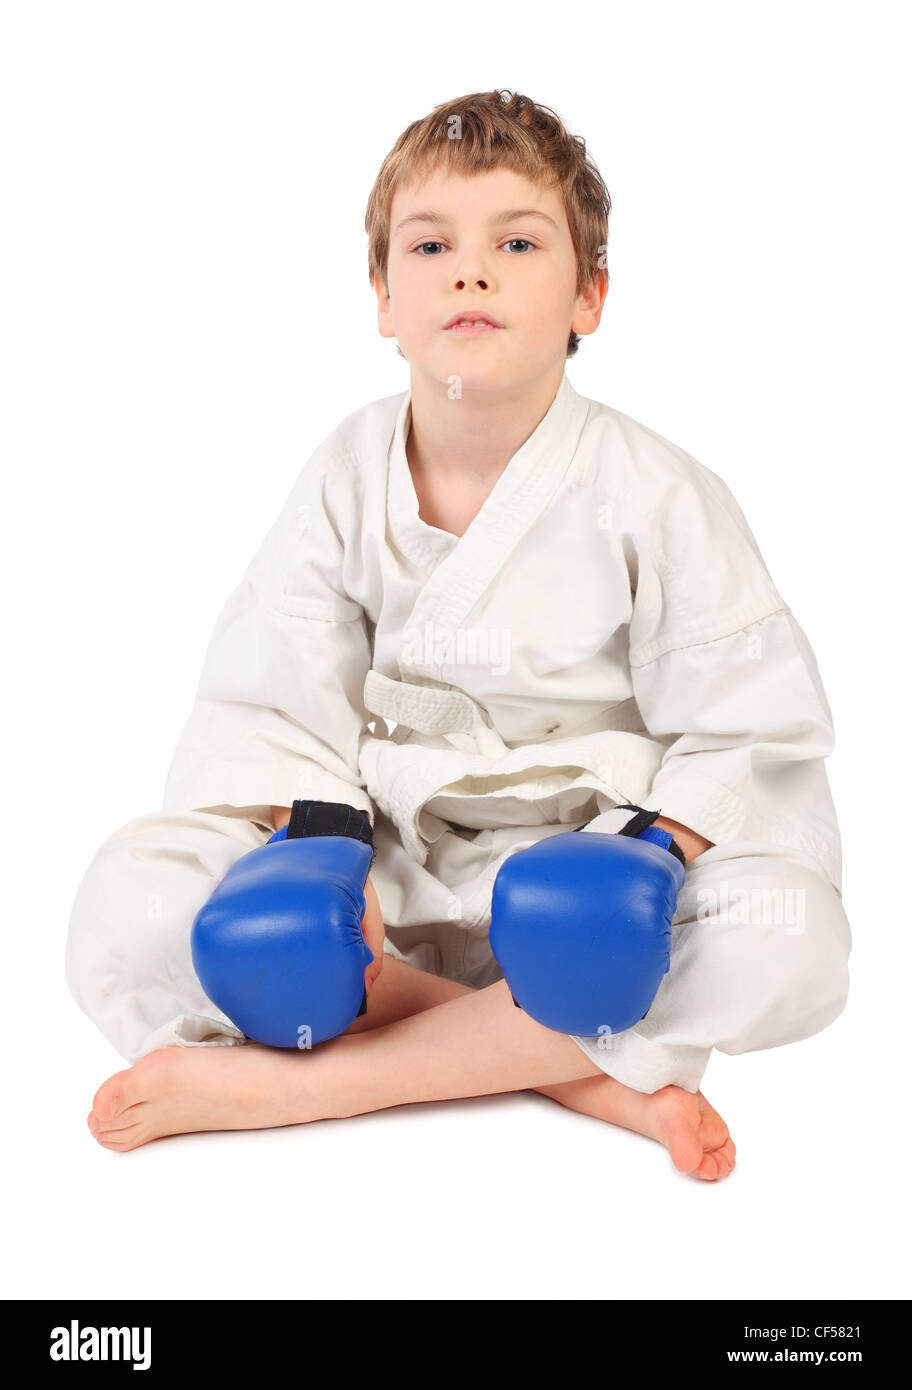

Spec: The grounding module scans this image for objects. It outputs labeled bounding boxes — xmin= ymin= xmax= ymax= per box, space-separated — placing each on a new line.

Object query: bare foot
xmin=87 ymin=1045 xmax=327 ymax=1152
xmin=538 ymin=1074 xmax=736 ymax=1181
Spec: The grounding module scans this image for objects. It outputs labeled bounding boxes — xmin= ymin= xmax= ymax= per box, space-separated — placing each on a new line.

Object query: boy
xmin=67 ymin=89 xmax=850 ymax=1180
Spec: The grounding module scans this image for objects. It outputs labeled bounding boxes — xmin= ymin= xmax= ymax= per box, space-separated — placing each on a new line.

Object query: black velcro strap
xmin=663 ymin=839 xmax=687 ymax=869
xmin=616 ymin=804 xmax=661 ymax=840
xmin=286 ymin=800 xmax=374 ymax=854
xmin=617 ymin=803 xmax=686 ymax=867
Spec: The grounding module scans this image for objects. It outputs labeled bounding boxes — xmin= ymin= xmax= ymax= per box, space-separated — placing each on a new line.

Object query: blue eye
xmin=413 ymin=239 xmax=535 ymax=256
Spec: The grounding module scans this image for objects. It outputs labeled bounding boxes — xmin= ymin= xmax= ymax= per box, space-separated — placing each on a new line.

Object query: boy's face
xmin=376 ymin=166 xmax=605 ymax=394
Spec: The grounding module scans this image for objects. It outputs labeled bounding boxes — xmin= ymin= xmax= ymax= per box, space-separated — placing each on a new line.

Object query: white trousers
xmin=65 ymin=807 xmax=851 ymax=1093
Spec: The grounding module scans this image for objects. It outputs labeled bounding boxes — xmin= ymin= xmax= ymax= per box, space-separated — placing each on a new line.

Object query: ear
xmin=373 ymin=270 xmax=396 ymax=340
xmin=572 ymin=269 xmax=609 ymax=338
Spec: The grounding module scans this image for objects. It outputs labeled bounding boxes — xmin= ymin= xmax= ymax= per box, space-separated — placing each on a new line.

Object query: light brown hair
xmin=365 ymin=89 xmax=611 ymax=358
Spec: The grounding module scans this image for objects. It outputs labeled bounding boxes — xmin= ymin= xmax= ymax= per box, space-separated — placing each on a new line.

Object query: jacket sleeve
xmin=581 ymin=461 xmax=842 ymax=887
xmin=161 ymin=445 xmax=374 ymax=832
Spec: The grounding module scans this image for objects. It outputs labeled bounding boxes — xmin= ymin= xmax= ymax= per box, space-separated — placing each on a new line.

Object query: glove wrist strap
xmin=286 ymin=799 xmax=374 ymax=854
xmin=616 ymin=804 xmax=687 ymax=869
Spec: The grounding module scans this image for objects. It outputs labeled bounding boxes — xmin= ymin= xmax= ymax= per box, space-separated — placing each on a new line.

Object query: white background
xmin=2 ymin=0 xmax=908 ymax=1301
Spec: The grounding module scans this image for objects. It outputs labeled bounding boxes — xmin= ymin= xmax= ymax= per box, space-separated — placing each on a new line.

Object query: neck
xmin=406 ymin=366 xmax=565 ymax=486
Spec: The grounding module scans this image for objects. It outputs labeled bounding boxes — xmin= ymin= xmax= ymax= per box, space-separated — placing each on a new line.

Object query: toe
xmin=99 ymin=1122 xmax=142 ymax=1144
xmin=92 ymin=1068 xmax=135 ymax=1122
xmin=693 ymin=1150 xmax=725 ymax=1181
xmin=96 ymin=1133 xmax=140 ymax=1153
xmin=91 ymin=1049 xmax=178 ymax=1123
xmin=91 ymin=1103 xmax=147 ymax=1135
xmin=697 ymin=1141 xmax=736 ymax=1181
xmin=653 ymin=1091 xmax=737 ymax=1182
xmin=695 ymin=1100 xmax=730 ymax=1152
xmin=667 ymin=1125 xmax=705 ymax=1175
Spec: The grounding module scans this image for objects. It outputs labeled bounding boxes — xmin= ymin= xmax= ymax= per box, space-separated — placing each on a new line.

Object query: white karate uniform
xmin=66 ymin=373 xmax=851 ymax=1091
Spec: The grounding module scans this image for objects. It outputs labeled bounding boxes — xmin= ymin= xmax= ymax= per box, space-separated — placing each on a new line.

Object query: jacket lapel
xmin=387 ymin=373 xmax=590 ymax=684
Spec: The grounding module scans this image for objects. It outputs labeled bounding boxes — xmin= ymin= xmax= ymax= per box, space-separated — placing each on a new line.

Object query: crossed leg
xmin=87 ymin=956 xmax=735 ymax=1180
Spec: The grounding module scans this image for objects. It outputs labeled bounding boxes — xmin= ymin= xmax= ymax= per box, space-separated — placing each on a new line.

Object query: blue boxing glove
xmin=191 ymin=799 xmax=375 ymax=1048
xmin=489 ymin=807 xmax=686 ymax=1037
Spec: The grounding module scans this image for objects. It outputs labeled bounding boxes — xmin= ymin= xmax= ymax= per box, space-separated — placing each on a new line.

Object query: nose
xmin=451 ymin=249 xmax=493 ymax=294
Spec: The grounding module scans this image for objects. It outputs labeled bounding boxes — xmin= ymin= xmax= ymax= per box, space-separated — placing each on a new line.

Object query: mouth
xmin=443 ymin=312 xmax=504 ymax=336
